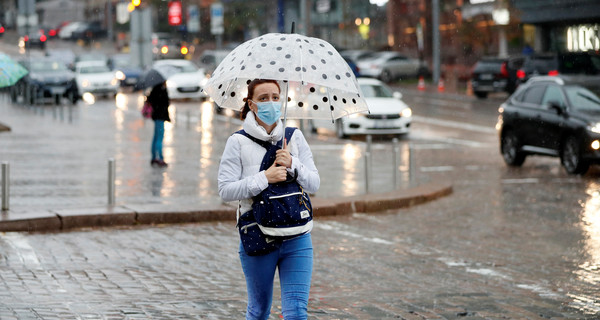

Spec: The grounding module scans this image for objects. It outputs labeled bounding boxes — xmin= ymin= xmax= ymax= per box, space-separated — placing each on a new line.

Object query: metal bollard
xmin=186 ymin=110 xmax=191 ymax=129
xmin=409 ymin=142 xmax=415 ymax=183
xmin=365 ymin=135 xmax=373 ymax=194
xmin=108 ymin=158 xmax=116 ymax=205
xmin=2 ymin=162 xmax=9 ymax=211
xmin=392 ymin=137 xmax=399 ymax=188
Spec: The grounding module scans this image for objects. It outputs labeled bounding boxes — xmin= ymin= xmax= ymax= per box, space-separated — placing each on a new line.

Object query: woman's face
xmin=249 ymin=82 xmax=280 ymax=113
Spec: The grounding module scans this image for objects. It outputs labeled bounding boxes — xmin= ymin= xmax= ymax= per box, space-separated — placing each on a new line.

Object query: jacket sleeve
xmin=288 ymin=130 xmax=320 ymax=194
xmin=218 ymin=135 xmax=269 ymax=202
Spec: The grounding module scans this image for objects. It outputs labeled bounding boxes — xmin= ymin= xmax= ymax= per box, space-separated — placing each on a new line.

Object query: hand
xmin=264 ymin=162 xmax=288 ymax=183
xmin=275 ymin=138 xmax=292 ymax=168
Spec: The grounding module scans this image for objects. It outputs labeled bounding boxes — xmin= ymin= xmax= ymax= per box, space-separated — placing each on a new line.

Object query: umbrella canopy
xmin=0 ymin=53 xmax=28 ymax=88
xmin=204 ymin=33 xmax=369 ymax=120
xmin=133 ymin=64 xmax=180 ymax=91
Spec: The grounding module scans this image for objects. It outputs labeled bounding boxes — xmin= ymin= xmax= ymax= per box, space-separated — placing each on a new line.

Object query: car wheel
xmin=336 ymin=120 xmax=347 ymax=139
xmin=501 ymin=131 xmax=526 ymax=166
xmin=380 ymin=70 xmax=393 ymax=83
xmin=561 ymin=136 xmax=589 ymax=175
xmin=474 ymin=91 xmax=488 ymax=99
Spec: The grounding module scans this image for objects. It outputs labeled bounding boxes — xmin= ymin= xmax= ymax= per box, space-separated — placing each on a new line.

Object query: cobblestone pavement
xmin=1 ymin=145 xmax=599 ymax=319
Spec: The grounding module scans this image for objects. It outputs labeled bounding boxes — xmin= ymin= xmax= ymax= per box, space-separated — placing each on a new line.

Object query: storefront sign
xmin=567 ymin=24 xmax=600 ymax=52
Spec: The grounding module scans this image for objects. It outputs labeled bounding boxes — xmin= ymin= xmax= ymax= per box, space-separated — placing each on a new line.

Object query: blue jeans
xmin=151 ymin=120 xmax=164 ymax=160
xmin=239 ymin=233 xmax=313 ymax=320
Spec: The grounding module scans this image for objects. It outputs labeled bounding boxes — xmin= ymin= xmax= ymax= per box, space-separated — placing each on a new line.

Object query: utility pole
xmin=432 ymin=0 xmax=440 ymax=85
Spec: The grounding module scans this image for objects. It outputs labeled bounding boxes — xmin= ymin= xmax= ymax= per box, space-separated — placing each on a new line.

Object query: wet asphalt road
xmin=1 ymin=87 xmax=600 ymax=318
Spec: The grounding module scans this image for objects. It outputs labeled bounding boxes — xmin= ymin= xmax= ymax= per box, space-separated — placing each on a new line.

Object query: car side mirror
xmin=547 ymin=100 xmax=565 ymax=114
xmin=393 ymin=91 xmax=402 ymax=100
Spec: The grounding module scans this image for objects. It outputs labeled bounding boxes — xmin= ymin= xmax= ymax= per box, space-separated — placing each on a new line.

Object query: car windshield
xmin=111 ymin=56 xmax=131 ymax=68
xmin=80 ymin=65 xmax=110 ymax=73
xmin=29 ymin=60 xmax=69 ymax=72
xmin=565 ymin=86 xmax=600 ymax=112
xmin=360 ymin=83 xmax=394 ymax=98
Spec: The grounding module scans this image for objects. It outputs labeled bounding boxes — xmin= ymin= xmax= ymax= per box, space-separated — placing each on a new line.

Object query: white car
xmin=311 ymin=78 xmax=412 ymax=138
xmin=357 ymin=51 xmax=424 ymax=82
xmin=152 ymin=59 xmax=208 ymax=100
xmin=74 ymin=61 xmax=119 ymax=96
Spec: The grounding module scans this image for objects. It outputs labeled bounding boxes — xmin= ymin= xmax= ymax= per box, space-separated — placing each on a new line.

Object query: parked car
xmin=0 ymin=23 xmax=4 ymax=37
xmin=339 ymin=49 xmax=375 ymax=62
xmin=109 ymin=53 xmax=143 ymax=88
xmin=514 ymin=52 xmax=600 ymax=87
xmin=11 ymin=57 xmax=79 ymax=105
xmin=470 ymin=57 xmax=509 ymax=99
xmin=342 ymin=56 xmax=360 ymax=77
xmin=58 ymin=21 xmax=85 ymax=40
xmin=18 ymin=30 xmax=47 ymax=50
xmin=357 ymin=51 xmax=426 ymax=82
xmin=152 ymin=59 xmax=208 ymax=100
xmin=74 ymin=61 xmax=119 ymax=97
xmin=70 ymin=21 xmax=106 ymax=42
xmin=310 ymin=78 xmax=412 ymax=138
xmin=74 ymin=52 xmax=109 ymax=67
xmin=498 ymin=75 xmax=600 ymax=175
xmin=198 ymin=49 xmax=231 ymax=76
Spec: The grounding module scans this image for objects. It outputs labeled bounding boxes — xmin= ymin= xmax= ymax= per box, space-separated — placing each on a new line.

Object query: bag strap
xmin=234 ymin=127 xmax=296 ymax=151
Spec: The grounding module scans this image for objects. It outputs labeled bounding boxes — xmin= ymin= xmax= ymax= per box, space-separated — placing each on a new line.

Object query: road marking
xmin=3 ymin=233 xmax=41 ymax=268
xmin=421 ymin=166 xmax=454 ymax=172
xmin=413 ymin=115 xmax=496 ymax=134
xmin=501 ymin=178 xmax=539 ymax=184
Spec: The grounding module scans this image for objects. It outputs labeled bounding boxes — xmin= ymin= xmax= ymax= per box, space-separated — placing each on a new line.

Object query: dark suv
xmin=470 ymin=57 xmax=509 ymax=99
xmin=498 ymin=75 xmax=600 ymax=174
xmin=513 ymin=52 xmax=600 ymax=87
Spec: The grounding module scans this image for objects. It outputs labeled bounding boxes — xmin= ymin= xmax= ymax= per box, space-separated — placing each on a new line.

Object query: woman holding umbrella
xmin=147 ymin=81 xmax=170 ymax=167
xmin=218 ymin=79 xmax=320 ymax=319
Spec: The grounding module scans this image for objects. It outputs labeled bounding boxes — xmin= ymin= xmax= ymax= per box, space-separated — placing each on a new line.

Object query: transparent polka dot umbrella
xmin=204 ymin=33 xmax=369 ymax=122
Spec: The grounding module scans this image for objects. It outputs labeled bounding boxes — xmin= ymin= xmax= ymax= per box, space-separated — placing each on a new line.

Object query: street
xmin=1 ymin=86 xmax=600 ymax=318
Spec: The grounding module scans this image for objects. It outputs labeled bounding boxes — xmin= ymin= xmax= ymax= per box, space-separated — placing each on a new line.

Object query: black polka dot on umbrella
xmin=322 ymin=74 xmax=327 ymax=79
xmin=280 ymin=37 xmax=286 ymax=41
xmin=330 ymin=105 xmax=335 ymax=111
xmin=270 ymin=61 xmax=276 ymax=65
xmin=311 ymin=65 xmax=317 ymax=70
xmin=298 ymin=102 xmax=304 ymax=107
xmin=309 ymin=50 xmax=314 ymax=54
xmin=302 ymin=67 xmax=307 ymax=72
xmin=321 ymin=59 xmax=326 ymax=64
xmin=218 ymin=84 xmax=223 ymax=89
xmin=335 ymin=75 xmax=341 ymax=80
xmin=320 ymin=43 xmax=325 ymax=47
xmin=328 ymin=51 xmax=333 ymax=55
xmin=285 ymin=54 xmax=292 ymax=59
xmin=309 ymin=87 xmax=316 ymax=93
xmin=246 ymin=80 xmax=251 ymax=84
xmin=352 ymin=98 xmax=357 ymax=104
xmin=342 ymin=98 xmax=347 ymax=103
xmin=288 ymin=97 xmax=292 ymax=102
xmin=277 ymin=47 xmax=283 ymax=51
xmin=256 ymin=64 xmax=262 ymax=68
xmin=231 ymin=91 xmax=236 ymax=97
xmin=221 ymin=91 xmax=225 ymax=96
xmin=241 ymin=66 xmax=246 ymax=70
xmin=248 ymin=52 xmax=252 ymax=56
xmin=322 ymin=97 xmax=328 ymax=103
xmin=346 ymin=72 xmax=351 ymax=77
xmin=333 ymin=95 xmax=338 ymax=101
xmin=313 ymin=105 xmax=319 ymax=110
xmin=295 ymin=67 xmax=301 ymax=72
xmin=279 ymin=68 xmax=285 ymax=72
xmin=261 ymin=43 xmax=267 ymax=47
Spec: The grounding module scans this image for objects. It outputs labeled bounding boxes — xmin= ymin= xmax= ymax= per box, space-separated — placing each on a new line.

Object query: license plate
xmin=373 ymin=120 xmax=394 ymax=128
xmin=480 ymin=74 xmax=493 ymax=80
xmin=49 ymin=87 xmax=66 ymax=95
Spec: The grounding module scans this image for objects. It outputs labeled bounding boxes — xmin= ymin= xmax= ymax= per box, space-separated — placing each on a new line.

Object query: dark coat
xmin=148 ymin=84 xmax=170 ymax=122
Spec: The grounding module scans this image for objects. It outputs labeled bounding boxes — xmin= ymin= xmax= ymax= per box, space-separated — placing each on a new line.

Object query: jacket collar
xmin=242 ymin=112 xmax=284 ymax=144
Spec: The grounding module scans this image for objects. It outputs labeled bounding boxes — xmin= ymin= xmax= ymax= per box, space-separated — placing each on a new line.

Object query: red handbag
xmin=141 ymin=101 xmax=153 ymax=119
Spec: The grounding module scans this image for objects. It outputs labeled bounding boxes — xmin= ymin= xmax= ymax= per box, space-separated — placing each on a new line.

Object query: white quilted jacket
xmin=218 ymin=112 xmax=320 ymax=216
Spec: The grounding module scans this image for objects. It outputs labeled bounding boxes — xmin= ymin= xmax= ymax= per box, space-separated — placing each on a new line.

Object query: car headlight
xmin=110 ymin=78 xmax=119 ymax=86
xmin=115 ymin=71 xmax=125 ymax=80
xmin=166 ymin=80 xmax=175 ymax=88
xmin=82 ymin=79 xmax=90 ymax=88
xmin=588 ymin=123 xmax=600 ymax=134
xmin=401 ymin=108 xmax=412 ymax=118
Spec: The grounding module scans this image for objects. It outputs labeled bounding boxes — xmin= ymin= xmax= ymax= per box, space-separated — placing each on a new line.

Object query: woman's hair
xmin=240 ymin=79 xmax=281 ymax=120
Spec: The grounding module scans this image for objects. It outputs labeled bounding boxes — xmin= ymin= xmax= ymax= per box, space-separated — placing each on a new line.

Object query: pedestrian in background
xmin=147 ymin=81 xmax=170 ymax=167
xmin=218 ymin=79 xmax=320 ymax=320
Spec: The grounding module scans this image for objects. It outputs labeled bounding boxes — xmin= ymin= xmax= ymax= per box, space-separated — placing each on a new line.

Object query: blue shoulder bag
xmin=235 ymin=127 xmax=313 ymax=256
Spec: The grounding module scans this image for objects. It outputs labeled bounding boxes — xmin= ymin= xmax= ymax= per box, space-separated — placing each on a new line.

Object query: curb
xmin=0 ymin=182 xmax=452 ymax=233
xmin=0 ymin=122 xmax=10 ymax=132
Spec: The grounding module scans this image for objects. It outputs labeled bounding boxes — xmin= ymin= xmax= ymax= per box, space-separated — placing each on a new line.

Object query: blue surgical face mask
xmin=251 ymin=100 xmax=282 ymax=125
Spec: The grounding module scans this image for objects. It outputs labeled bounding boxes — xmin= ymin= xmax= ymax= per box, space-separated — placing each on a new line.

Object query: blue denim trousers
xmin=239 ymin=232 xmax=313 ymax=320
xmin=151 ymin=120 xmax=165 ymax=160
